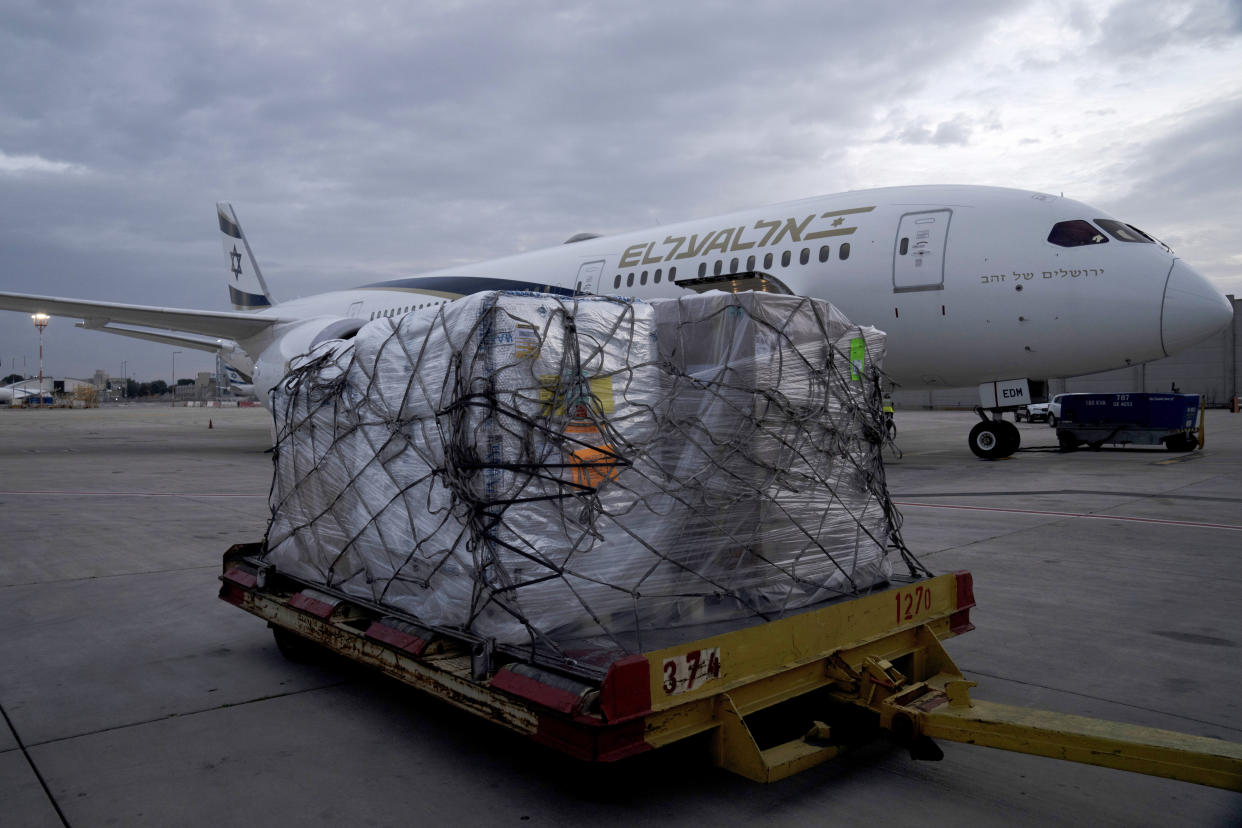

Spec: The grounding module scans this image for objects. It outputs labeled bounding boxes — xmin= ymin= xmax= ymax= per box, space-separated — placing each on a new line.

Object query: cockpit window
xmin=1047 ymin=220 xmax=1108 ymax=247
xmin=1095 ymin=218 xmax=1154 ymax=243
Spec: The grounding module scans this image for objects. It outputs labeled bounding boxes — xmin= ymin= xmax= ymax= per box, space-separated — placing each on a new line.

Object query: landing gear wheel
xmin=969 ymin=421 xmax=1011 ymax=460
xmin=998 ymin=420 xmax=1020 ymax=456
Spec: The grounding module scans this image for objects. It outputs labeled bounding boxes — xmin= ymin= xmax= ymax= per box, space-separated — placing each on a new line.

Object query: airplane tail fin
xmin=223 ymin=365 xmax=255 ymax=395
xmin=224 ymin=365 xmax=252 ymax=386
xmin=217 ymin=203 xmax=276 ymax=310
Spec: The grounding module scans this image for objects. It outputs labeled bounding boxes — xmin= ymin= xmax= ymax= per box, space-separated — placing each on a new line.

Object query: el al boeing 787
xmin=0 ymin=185 xmax=1231 ymax=457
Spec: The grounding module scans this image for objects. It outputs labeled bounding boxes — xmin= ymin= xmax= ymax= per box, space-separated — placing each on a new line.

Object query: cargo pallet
xmin=220 ymin=542 xmax=1242 ymax=789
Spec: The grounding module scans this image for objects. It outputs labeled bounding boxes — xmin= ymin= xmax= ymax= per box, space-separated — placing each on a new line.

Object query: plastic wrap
xmin=264 ymin=290 xmax=909 ymax=658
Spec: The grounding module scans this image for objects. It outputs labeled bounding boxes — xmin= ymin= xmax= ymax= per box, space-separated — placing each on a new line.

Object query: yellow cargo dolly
xmin=220 ymin=543 xmax=1242 ymax=791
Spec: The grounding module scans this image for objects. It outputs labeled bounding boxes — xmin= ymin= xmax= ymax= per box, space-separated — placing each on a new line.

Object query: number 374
xmin=662 ymin=647 xmax=721 ymax=695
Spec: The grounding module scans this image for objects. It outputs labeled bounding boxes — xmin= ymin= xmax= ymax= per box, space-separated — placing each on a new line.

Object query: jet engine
xmin=250 ymin=316 xmax=366 ymax=403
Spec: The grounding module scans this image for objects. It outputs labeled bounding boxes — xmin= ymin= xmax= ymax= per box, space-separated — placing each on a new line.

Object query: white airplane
xmin=0 ymin=186 xmax=1232 ymax=457
xmin=0 ymin=379 xmax=51 ymax=405
xmin=222 ymin=364 xmax=256 ymax=398
xmin=0 ymin=382 xmax=30 ymax=405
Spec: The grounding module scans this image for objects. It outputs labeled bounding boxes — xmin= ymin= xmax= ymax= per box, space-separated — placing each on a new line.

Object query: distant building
xmin=172 ymin=372 xmax=222 ymax=401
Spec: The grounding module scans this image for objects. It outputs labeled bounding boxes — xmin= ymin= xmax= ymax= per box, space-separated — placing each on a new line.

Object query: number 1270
xmin=895 ymin=585 xmax=932 ymax=623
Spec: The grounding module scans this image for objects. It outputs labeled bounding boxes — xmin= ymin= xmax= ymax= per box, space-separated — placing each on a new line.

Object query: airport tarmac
xmin=1 ymin=405 xmax=1239 ymax=826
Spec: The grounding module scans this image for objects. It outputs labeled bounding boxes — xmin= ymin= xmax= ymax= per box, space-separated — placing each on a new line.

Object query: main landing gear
xmin=968 ymin=408 xmax=1020 ymax=460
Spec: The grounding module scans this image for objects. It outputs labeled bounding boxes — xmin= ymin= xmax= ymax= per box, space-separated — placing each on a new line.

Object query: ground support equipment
xmin=220 ymin=543 xmax=1242 ymax=789
xmin=1056 ymin=393 xmax=1202 ymax=452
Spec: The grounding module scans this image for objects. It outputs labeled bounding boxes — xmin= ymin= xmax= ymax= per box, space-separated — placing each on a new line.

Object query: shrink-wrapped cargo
xmin=264 ymin=290 xmax=904 ymax=659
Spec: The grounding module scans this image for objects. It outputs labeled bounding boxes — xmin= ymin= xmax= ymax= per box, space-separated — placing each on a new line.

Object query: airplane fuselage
xmin=238 ymin=186 xmax=1227 ymax=402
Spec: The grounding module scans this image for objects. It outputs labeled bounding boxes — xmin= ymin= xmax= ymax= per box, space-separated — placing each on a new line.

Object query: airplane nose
xmin=1161 ymin=259 xmax=1233 ymax=356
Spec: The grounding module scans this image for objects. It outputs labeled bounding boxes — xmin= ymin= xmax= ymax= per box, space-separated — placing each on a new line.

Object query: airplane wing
xmin=79 ymin=324 xmax=233 ymax=354
xmin=0 ymin=291 xmax=287 ymax=341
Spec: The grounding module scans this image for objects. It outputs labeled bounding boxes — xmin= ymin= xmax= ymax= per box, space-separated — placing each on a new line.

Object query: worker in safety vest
xmin=881 ymin=394 xmax=896 ymax=441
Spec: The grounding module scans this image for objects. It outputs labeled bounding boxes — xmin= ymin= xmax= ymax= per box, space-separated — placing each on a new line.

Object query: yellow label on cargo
xmin=539 ymin=375 xmax=615 ymax=415
xmin=514 ymin=324 xmax=539 ymax=359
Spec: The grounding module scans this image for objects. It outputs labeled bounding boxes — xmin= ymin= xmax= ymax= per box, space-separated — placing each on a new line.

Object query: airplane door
xmin=893 ymin=209 xmax=950 ymax=292
xmin=576 ymin=259 xmax=605 ymax=295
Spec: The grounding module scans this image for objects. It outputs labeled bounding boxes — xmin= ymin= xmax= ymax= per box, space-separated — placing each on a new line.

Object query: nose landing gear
xmin=968 ymin=411 xmax=1020 ymax=460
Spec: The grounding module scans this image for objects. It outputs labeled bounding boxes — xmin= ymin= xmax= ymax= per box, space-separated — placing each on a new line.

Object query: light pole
xmin=172 ymin=350 xmax=182 ymax=406
xmin=121 ymin=360 xmax=127 ymax=400
xmin=31 ymin=313 xmax=49 ymax=408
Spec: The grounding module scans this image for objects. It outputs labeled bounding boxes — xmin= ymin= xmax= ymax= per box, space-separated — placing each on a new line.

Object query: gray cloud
xmin=1094 ymin=95 xmax=1242 ymax=287
xmin=1092 ymin=0 xmax=1242 ymax=56
xmin=1122 ymin=97 xmax=1242 ymax=202
xmin=884 ymin=113 xmax=976 ymax=146
xmin=2 ymin=0 xmax=1239 ymax=381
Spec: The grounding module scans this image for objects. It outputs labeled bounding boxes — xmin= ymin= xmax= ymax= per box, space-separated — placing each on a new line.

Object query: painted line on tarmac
xmin=893 ymin=501 xmax=1242 ymax=532
xmin=0 ymin=702 xmax=70 ymax=827
xmin=892 ymin=489 xmax=1242 ymax=503
xmin=0 ymin=490 xmax=265 ymax=498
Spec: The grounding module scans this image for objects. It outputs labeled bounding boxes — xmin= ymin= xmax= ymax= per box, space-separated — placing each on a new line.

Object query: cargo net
xmin=264 ymin=290 xmax=926 ymax=665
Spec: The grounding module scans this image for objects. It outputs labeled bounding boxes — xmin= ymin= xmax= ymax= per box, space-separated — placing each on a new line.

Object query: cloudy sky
xmin=1 ymin=0 xmax=1239 ymax=382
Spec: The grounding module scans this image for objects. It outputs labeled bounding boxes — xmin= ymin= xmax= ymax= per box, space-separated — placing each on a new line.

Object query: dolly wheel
xmin=1164 ymin=433 xmax=1198 ymax=452
xmin=271 ymin=626 xmax=325 ymax=663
